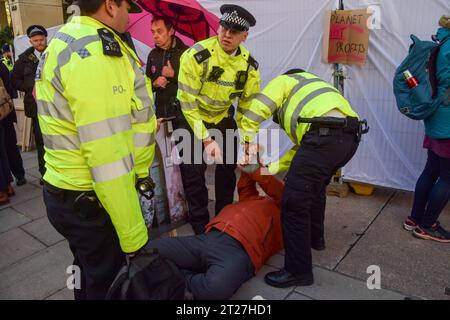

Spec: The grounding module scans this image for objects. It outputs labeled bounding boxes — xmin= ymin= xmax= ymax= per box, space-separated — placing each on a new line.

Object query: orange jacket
xmin=205 ymin=169 xmax=284 ymax=273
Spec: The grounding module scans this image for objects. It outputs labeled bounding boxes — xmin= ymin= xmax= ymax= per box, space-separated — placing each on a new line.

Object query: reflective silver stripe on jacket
xmin=90 ymin=154 xmax=134 ymax=183
xmin=254 ymin=93 xmax=277 ymax=113
xmin=278 ymin=75 xmax=330 ymax=130
xmin=131 ymin=107 xmax=153 ymax=124
xmin=241 ymin=108 xmax=267 ymax=124
xmin=199 ymin=106 xmax=226 ymax=117
xmin=134 ymin=132 xmax=155 ymax=148
xmin=178 ymin=82 xmax=200 ymax=96
xmin=43 ymin=134 xmax=80 ymax=150
xmin=77 ymin=114 xmax=131 ymax=143
xmin=290 ymin=87 xmax=339 ymax=144
xmin=37 ymin=96 xmax=74 ymax=122
xmin=180 ymin=101 xmax=199 ymax=110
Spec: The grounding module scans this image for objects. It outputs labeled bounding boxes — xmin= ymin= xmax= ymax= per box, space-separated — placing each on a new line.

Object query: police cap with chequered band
xmin=26 ymin=25 xmax=47 ymax=38
xmin=219 ymin=4 xmax=256 ymax=32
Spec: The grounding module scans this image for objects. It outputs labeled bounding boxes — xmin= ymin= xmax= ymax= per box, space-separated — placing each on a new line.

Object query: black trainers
xmin=16 ymin=177 xmax=27 ymax=186
xmin=403 ymin=216 xmax=418 ymax=231
xmin=311 ymin=237 xmax=326 ymax=251
xmin=413 ymin=222 xmax=450 ymax=243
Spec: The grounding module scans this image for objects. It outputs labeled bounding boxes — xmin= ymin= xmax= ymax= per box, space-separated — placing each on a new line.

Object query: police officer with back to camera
xmin=35 ymin=0 xmax=157 ymax=299
xmin=239 ymin=68 xmax=367 ymax=288
xmin=177 ymin=4 xmax=261 ymax=234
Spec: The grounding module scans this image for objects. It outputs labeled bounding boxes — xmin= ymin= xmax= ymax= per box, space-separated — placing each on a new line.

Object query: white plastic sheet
xmin=201 ymin=0 xmax=449 ymax=190
xmin=342 ymin=0 xmax=449 ymax=190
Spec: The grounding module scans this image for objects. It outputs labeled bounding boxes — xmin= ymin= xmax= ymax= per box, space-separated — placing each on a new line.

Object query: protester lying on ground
xmin=146 ymin=166 xmax=283 ymax=300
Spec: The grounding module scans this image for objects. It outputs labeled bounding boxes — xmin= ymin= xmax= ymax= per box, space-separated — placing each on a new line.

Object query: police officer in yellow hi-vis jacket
xmin=240 ymin=69 xmax=366 ymax=288
xmin=35 ymin=0 xmax=156 ymax=300
xmin=176 ymin=4 xmax=260 ymax=234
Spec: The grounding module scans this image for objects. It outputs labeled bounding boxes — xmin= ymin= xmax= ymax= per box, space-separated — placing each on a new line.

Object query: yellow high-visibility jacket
xmin=240 ymin=72 xmax=359 ymax=173
xmin=177 ymin=36 xmax=260 ymax=140
xmin=35 ymin=16 xmax=156 ymax=253
xmin=1 ymin=57 xmax=13 ymax=72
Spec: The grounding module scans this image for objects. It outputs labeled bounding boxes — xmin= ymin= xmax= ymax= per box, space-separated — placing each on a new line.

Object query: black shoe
xmin=311 ymin=237 xmax=326 ymax=251
xmin=16 ymin=177 xmax=27 ymax=186
xmin=264 ymin=268 xmax=314 ymax=288
xmin=190 ymin=223 xmax=206 ymax=235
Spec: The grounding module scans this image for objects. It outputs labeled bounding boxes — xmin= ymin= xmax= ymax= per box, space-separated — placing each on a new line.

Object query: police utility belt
xmin=299 ymin=113 xmax=369 ymax=142
xmin=44 ymin=177 xmax=155 ymax=219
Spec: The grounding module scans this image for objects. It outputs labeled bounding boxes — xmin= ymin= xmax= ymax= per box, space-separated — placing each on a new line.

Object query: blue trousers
xmin=146 ymin=230 xmax=254 ymax=300
xmin=411 ymin=149 xmax=450 ymax=228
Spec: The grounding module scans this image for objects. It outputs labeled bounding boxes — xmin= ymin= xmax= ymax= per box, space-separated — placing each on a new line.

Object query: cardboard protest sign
xmin=323 ymin=9 xmax=371 ymax=65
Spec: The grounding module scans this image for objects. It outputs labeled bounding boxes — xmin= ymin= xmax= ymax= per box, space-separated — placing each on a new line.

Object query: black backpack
xmin=106 ymin=248 xmax=186 ymax=300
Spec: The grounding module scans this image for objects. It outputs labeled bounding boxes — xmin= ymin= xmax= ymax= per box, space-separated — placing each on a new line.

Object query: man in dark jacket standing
xmin=11 ymin=25 xmax=47 ymax=180
xmin=146 ymin=16 xmax=188 ymax=119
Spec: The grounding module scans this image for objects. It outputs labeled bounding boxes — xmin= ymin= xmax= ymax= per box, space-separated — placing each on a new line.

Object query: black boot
xmin=264 ymin=268 xmax=314 ymax=288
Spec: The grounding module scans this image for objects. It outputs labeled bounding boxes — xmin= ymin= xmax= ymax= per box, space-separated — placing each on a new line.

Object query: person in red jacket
xmin=146 ymin=167 xmax=284 ymax=300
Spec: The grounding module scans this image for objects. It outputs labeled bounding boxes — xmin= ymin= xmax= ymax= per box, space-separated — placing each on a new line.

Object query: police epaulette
xmin=194 ymin=49 xmax=211 ymax=64
xmin=97 ymin=28 xmax=122 ymax=57
xmin=248 ymin=55 xmax=259 ymax=70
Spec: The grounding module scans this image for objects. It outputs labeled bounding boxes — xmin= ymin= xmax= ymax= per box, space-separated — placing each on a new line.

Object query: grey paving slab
xmin=0 ymin=228 xmax=46 ymax=270
xmin=0 ymin=208 xmax=31 ymax=234
xmin=231 ymin=265 xmax=294 ymax=300
xmin=0 ymin=182 xmax=42 ymax=211
xmin=174 ymin=223 xmax=195 ymax=237
xmin=12 ymin=195 xmax=46 ymax=220
xmin=20 ymin=150 xmax=37 ymax=161
xmin=311 ymin=189 xmax=395 ymax=270
xmin=45 ymin=288 xmax=74 ymax=300
xmin=26 ymin=167 xmax=42 ymax=180
xmin=266 ymin=253 xmax=284 ymax=269
xmin=21 ymin=216 xmax=64 ymax=247
xmin=24 ymin=173 xmax=39 ymax=184
xmin=0 ymin=241 xmax=72 ymax=300
xmin=336 ymin=191 xmax=450 ymax=300
xmin=285 ymin=292 xmax=313 ymax=300
xmin=294 ymin=266 xmax=406 ymax=300
xmin=22 ymin=155 xmax=38 ymax=170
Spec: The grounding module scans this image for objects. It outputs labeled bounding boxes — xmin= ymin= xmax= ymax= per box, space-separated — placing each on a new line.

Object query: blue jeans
xmin=0 ymin=125 xmax=13 ymax=190
xmin=411 ymin=149 xmax=450 ymax=228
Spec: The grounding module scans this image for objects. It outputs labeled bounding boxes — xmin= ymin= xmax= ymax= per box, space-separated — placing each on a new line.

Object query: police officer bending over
xmin=35 ymin=0 xmax=157 ymax=299
xmin=177 ymin=4 xmax=261 ymax=234
xmin=240 ymin=69 xmax=366 ymax=288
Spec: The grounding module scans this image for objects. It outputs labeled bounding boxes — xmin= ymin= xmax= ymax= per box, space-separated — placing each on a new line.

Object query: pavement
xmin=0 ymin=150 xmax=449 ymax=300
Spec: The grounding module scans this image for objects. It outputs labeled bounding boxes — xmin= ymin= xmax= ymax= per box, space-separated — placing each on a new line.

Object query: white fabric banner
xmin=342 ymin=0 xmax=449 ymax=190
xmin=201 ymin=0 xmax=449 ymax=190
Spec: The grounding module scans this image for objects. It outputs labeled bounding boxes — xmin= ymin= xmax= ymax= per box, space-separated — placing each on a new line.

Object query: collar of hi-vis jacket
xmin=206 ymin=36 xmax=248 ymax=63
xmin=69 ymin=16 xmax=141 ymax=65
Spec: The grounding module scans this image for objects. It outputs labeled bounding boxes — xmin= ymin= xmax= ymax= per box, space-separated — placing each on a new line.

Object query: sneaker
xmin=413 ymin=222 xmax=450 ymax=243
xmin=16 ymin=177 xmax=27 ymax=186
xmin=403 ymin=217 xmax=418 ymax=231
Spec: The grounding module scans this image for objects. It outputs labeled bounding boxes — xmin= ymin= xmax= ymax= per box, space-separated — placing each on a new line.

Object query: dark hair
xmin=75 ymin=0 xmax=125 ymax=15
xmin=283 ymin=68 xmax=306 ymax=75
xmin=151 ymin=16 xmax=174 ymax=30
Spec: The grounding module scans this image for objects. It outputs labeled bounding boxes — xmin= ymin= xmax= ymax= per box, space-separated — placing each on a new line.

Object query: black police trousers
xmin=2 ymin=115 xmax=25 ymax=181
xmin=32 ymin=116 xmax=46 ymax=177
xmin=146 ymin=230 xmax=254 ymax=300
xmin=175 ymin=113 xmax=238 ymax=234
xmin=282 ymin=127 xmax=359 ymax=276
xmin=43 ymin=183 xmax=125 ymax=300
